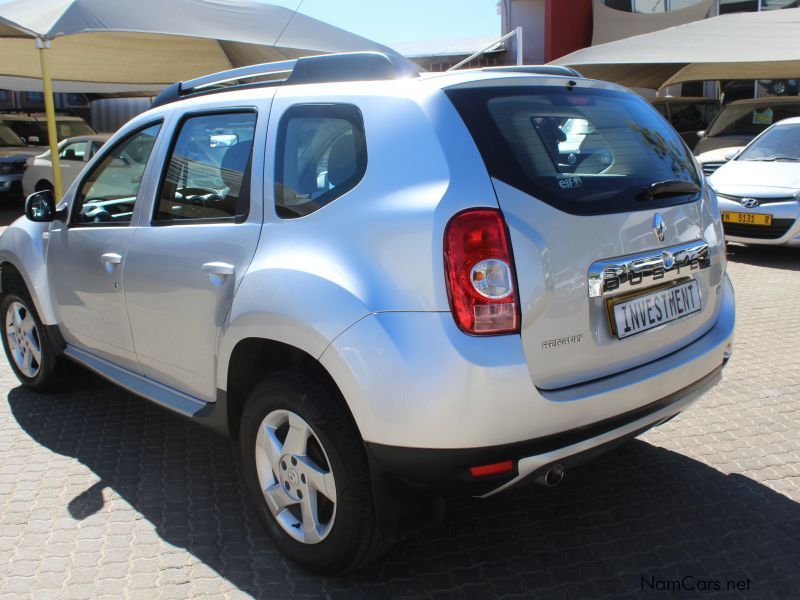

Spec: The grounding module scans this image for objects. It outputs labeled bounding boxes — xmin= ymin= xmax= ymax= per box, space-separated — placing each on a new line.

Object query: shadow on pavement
xmin=7 ymin=373 xmax=800 ymax=598
xmin=727 ymin=243 xmax=800 ymax=272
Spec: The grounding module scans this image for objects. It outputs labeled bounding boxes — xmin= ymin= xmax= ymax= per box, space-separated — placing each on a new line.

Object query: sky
xmin=0 ymin=0 xmax=502 ymax=45
xmin=264 ymin=0 xmax=501 ymax=45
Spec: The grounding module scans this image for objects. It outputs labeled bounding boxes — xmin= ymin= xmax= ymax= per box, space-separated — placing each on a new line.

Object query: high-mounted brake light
xmin=444 ymin=209 xmax=520 ymax=335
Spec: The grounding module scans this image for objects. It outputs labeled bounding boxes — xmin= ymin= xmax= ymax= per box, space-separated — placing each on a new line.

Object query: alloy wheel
xmin=254 ymin=409 xmax=337 ymax=544
xmin=5 ymin=301 xmax=42 ymax=378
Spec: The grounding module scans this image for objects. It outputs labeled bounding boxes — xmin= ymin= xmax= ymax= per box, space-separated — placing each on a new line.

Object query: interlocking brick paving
xmin=0 ymin=241 xmax=797 ymax=599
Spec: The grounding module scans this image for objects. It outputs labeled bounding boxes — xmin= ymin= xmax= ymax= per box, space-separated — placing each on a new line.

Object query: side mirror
xmin=25 ymin=189 xmax=63 ymax=223
xmin=724 ymin=150 xmax=739 ymax=161
xmin=27 ymin=136 xmax=40 ymax=145
xmin=696 ymin=130 xmax=706 ymax=139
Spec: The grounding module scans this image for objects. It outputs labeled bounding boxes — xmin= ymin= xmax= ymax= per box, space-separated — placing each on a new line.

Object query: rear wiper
xmin=639 ymin=179 xmax=701 ymax=201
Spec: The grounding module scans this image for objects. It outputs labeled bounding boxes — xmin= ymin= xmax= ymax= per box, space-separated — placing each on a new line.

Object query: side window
xmin=275 ymin=104 xmax=367 ymax=219
xmin=154 ymin=111 xmax=257 ymax=223
xmin=73 ymin=123 xmax=161 ymax=226
xmin=59 ymin=141 xmax=88 ymax=161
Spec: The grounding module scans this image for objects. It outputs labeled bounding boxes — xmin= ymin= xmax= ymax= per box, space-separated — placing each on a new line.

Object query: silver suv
xmin=0 ymin=53 xmax=735 ymax=574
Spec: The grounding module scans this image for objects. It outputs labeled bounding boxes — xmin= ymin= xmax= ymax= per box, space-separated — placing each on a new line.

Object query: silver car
xmin=0 ymin=53 xmax=735 ymax=574
xmin=710 ymin=117 xmax=800 ymax=247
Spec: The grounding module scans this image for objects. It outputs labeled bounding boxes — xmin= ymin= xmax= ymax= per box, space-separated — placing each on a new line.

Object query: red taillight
xmin=443 ymin=208 xmax=520 ymax=335
xmin=469 ymin=460 xmax=514 ymax=478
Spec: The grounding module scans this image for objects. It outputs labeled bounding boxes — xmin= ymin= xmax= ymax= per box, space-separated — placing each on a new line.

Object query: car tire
xmin=0 ymin=287 xmax=66 ymax=392
xmin=239 ymin=369 xmax=387 ymax=575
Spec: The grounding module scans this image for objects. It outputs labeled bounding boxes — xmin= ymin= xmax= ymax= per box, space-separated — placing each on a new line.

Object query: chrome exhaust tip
xmin=534 ymin=463 xmax=565 ymax=487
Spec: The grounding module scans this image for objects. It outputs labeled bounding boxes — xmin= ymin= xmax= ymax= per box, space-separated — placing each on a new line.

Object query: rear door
xmin=447 ymin=80 xmax=727 ymax=389
xmin=123 ymin=107 xmax=267 ymax=402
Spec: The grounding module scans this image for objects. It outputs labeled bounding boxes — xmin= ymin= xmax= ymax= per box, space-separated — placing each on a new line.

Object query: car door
xmin=46 ymin=122 xmax=164 ymax=372
xmin=57 ymin=139 xmax=89 ymax=191
xmin=123 ymin=108 xmax=265 ymax=402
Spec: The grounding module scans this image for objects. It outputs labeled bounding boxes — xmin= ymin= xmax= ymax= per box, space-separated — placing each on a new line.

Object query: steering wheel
xmin=178 ymin=186 xmax=224 ymax=208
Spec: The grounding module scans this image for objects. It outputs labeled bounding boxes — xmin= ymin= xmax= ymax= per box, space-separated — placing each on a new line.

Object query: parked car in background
xmin=709 ymin=117 xmax=800 ymax=246
xmin=650 ymin=96 xmax=720 ymax=149
xmin=695 ymin=97 xmax=800 ymax=176
xmin=0 ymin=121 xmax=46 ymax=197
xmin=22 ymin=134 xmax=110 ymax=196
xmin=0 ymin=113 xmax=95 ymax=147
xmin=0 ymin=53 xmax=734 ymax=574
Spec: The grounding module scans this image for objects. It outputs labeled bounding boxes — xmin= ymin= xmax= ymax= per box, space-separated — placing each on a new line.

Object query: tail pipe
xmin=534 ymin=463 xmax=565 ymax=487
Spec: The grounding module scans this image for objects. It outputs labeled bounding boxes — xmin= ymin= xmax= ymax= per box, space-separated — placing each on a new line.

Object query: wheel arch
xmin=0 ymin=253 xmax=57 ymax=326
xmin=223 ymin=337 xmax=361 ymax=443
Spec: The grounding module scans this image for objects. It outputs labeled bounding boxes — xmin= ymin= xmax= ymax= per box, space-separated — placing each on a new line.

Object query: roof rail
xmin=481 ymin=65 xmax=583 ymax=78
xmin=152 ymin=51 xmax=419 ymax=108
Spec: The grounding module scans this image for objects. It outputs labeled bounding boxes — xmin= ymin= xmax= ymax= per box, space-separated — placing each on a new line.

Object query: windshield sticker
xmin=753 ymin=108 xmax=774 ymax=126
xmin=557 ymin=176 xmax=583 ymax=190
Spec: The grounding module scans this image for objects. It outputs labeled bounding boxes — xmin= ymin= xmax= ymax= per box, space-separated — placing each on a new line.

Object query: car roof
xmin=61 ymin=133 xmax=111 ymax=143
xmin=650 ymin=96 xmax=718 ymax=105
xmin=767 ymin=116 xmax=800 ymax=126
xmin=724 ymin=96 xmax=800 ymax=108
xmin=0 ymin=113 xmax=87 ymax=121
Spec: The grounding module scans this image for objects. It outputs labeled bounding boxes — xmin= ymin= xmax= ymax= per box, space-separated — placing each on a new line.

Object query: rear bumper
xmin=367 ymin=362 xmax=724 ymax=497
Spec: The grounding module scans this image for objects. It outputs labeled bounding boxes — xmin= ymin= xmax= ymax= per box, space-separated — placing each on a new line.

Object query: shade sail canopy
xmin=552 ymin=7 xmax=800 ymax=90
xmin=0 ymin=0 xmax=400 ymax=92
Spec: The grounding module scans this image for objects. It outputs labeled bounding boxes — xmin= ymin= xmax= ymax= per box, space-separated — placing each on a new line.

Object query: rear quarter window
xmin=446 ymin=85 xmax=701 ymax=216
xmin=275 ymin=104 xmax=367 ymax=219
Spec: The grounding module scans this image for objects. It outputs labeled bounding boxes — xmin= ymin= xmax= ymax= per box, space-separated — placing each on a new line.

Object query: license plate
xmin=722 ymin=211 xmax=772 ymax=226
xmin=610 ymin=281 xmax=702 ymax=340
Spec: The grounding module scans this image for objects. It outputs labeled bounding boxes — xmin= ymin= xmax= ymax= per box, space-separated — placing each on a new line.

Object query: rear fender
xmin=216 ymin=266 xmax=371 ymax=391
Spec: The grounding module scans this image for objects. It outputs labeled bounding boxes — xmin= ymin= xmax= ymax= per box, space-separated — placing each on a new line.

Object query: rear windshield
xmin=707 ymin=102 xmax=800 ymax=137
xmin=446 ymin=85 xmax=701 ymax=216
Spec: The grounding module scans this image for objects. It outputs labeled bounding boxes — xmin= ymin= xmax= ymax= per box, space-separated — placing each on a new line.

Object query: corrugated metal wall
xmin=90 ymin=98 xmax=153 ymax=133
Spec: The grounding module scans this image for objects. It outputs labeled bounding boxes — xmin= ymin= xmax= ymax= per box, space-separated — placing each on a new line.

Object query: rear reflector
xmin=469 ymin=460 xmax=514 ymax=478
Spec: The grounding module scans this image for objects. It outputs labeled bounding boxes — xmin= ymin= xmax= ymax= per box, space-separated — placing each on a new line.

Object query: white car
xmin=710 ymin=117 xmax=800 ymax=247
xmin=22 ymin=134 xmax=110 ymax=196
xmin=695 ymin=97 xmax=800 ymax=176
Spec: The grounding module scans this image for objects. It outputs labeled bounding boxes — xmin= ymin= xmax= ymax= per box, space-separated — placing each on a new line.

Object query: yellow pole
xmin=36 ymin=37 xmax=63 ymax=200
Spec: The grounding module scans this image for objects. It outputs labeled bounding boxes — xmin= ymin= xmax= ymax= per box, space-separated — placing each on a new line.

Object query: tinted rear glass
xmin=447 ymin=85 xmax=701 ymax=216
xmin=707 ymin=102 xmax=800 ymax=137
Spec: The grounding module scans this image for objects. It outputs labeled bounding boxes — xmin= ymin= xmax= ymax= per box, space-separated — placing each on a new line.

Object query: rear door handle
xmin=101 ymin=252 xmax=122 ymax=273
xmin=202 ymin=262 xmax=235 ymax=285
xmin=202 ymin=262 xmax=235 ymax=276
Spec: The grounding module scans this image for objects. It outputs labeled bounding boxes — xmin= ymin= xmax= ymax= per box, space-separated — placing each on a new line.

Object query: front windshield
xmin=54 ymin=119 xmax=94 ymax=140
xmin=707 ymin=102 xmax=800 ymax=137
xmin=0 ymin=123 xmax=26 ymax=147
xmin=737 ymin=123 xmax=800 ymax=162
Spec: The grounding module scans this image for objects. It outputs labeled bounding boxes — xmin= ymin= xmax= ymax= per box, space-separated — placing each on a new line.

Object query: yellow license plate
xmin=722 ymin=211 xmax=772 ymax=226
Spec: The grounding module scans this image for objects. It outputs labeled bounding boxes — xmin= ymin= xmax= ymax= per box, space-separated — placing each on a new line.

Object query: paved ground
xmin=0 ymin=216 xmax=797 ymax=598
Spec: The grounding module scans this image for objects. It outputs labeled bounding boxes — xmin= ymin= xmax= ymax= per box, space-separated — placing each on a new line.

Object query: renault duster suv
xmin=0 ymin=53 xmax=735 ymax=575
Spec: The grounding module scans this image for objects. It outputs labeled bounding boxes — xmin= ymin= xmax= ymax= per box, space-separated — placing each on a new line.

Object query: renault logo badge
xmin=653 ymin=213 xmax=666 ymax=243
xmin=740 ymin=197 xmax=759 ymax=208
